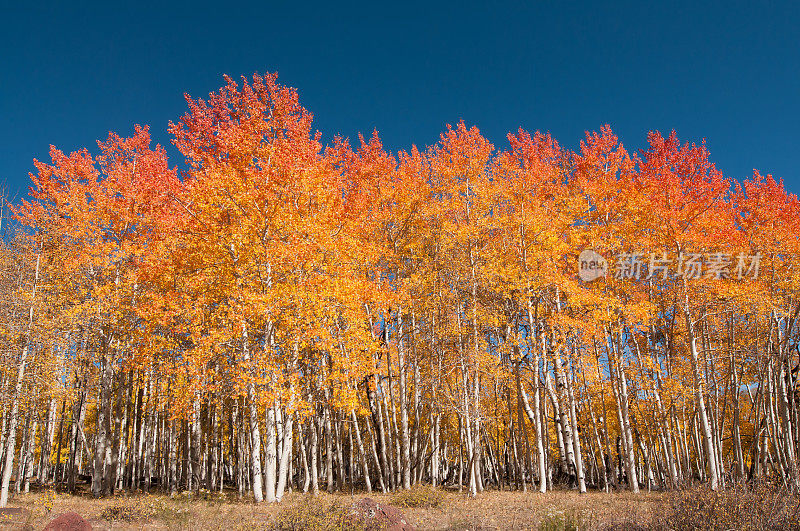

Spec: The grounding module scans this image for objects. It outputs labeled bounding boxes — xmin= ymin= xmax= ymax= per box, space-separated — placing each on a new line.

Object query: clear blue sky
xmin=2 ymin=1 xmax=798 ymax=200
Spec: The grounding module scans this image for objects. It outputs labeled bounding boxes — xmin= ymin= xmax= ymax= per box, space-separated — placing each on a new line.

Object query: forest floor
xmin=0 ymin=487 xmax=663 ymax=530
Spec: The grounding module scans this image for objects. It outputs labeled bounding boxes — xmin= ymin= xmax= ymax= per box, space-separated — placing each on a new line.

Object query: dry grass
xmin=400 ymin=489 xmax=660 ymax=530
xmin=391 ymin=484 xmax=447 ymax=509
xmin=646 ymin=481 xmax=800 ymax=531
xmin=7 ymin=485 xmax=794 ymax=530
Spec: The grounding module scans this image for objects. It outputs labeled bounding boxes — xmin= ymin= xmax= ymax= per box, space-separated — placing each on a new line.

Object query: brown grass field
xmin=0 ymin=483 xmax=798 ymax=530
xmin=0 ymin=488 xmax=657 ymax=530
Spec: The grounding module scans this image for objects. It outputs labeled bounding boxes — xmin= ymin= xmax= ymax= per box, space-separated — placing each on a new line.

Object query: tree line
xmin=1 ymin=73 xmax=799 ymax=505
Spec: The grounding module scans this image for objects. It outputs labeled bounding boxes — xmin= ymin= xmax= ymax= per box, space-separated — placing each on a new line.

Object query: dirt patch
xmin=42 ymin=512 xmax=92 ymax=531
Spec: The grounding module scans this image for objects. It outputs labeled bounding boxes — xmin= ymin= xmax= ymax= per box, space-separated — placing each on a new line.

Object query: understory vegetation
xmin=2 ymin=483 xmax=798 ymax=530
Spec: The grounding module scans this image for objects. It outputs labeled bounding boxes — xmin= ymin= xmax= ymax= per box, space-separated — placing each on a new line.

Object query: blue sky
xmin=1 ymin=1 xmax=798 ymax=201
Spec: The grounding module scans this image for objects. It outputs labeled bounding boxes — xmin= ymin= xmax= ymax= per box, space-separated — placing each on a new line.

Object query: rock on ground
xmin=349 ymin=497 xmax=415 ymax=531
xmin=42 ymin=512 xmax=92 ymax=531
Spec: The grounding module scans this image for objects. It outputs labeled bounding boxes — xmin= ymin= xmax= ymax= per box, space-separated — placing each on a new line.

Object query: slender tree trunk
xmin=0 ymin=252 xmax=39 ymax=508
xmin=351 ymin=410 xmax=372 ymax=492
xmin=92 ymin=334 xmax=113 ymax=498
xmin=241 ymin=321 xmax=264 ymax=502
xmin=398 ymin=310 xmax=411 ymax=489
xmin=265 ymin=405 xmax=277 ymax=502
xmin=682 ymin=280 xmax=719 ymax=490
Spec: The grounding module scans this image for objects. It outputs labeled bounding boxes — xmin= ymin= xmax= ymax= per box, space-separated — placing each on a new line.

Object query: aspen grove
xmin=2 ymin=73 xmax=799 ymax=505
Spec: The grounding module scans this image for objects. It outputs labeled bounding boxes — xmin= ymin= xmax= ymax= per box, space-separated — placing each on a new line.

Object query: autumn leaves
xmin=2 ymin=72 xmax=798 ymax=501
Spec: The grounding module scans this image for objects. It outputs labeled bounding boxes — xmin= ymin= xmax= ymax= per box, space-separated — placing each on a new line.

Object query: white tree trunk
xmin=0 ymin=252 xmax=39 ymax=508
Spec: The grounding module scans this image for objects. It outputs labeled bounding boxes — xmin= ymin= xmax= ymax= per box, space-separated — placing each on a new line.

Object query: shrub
xmin=197 ymin=487 xmax=228 ymax=504
xmin=100 ymin=501 xmax=151 ymax=522
xmin=391 ymin=484 xmax=446 ymax=508
xmin=273 ymin=496 xmax=365 ymax=531
xmin=100 ymin=495 xmax=190 ymax=526
xmin=599 ymin=480 xmax=800 ymax=530
xmin=538 ymin=508 xmax=593 ymax=531
xmin=653 ymin=481 xmax=800 ymax=530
